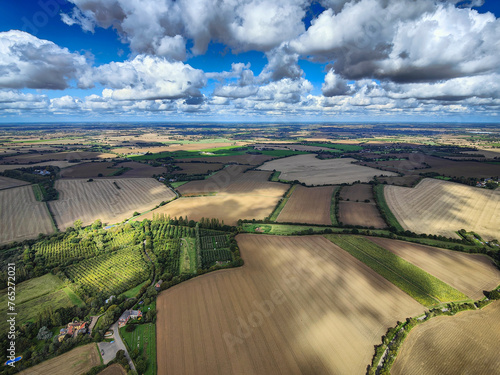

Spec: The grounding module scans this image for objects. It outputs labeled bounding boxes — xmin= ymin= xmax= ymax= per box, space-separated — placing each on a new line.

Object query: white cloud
xmin=92 ymin=55 xmax=206 ymax=100
xmin=0 ymin=30 xmax=90 ymax=90
xmin=67 ymin=0 xmax=308 ymax=58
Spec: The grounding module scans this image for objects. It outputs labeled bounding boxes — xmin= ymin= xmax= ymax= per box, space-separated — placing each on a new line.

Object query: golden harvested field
xmin=172 ymin=162 xmax=225 ymax=175
xmin=177 ymin=166 xmax=287 ymax=197
xmin=0 ymin=176 xmax=30 ymax=189
xmin=338 ymin=202 xmax=387 ymax=228
xmin=141 ymin=194 xmax=282 ymax=225
xmin=367 ymin=237 xmax=500 ymax=300
xmin=3 ymin=151 xmax=116 ymax=163
xmin=392 ymin=301 xmax=500 ymax=375
xmin=19 ymin=343 xmax=100 ymax=375
xmin=277 ymin=185 xmax=334 ymax=225
xmin=0 ymin=185 xmax=54 ymax=244
xmin=49 ymin=178 xmax=176 ymax=230
xmin=156 ymin=235 xmax=425 ymax=375
xmin=384 ymin=178 xmax=500 ymax=240
xmin=98 ymin=364 xmax=127 ymax=375
xmin=258 ymin=154 xmax=397 ymax=185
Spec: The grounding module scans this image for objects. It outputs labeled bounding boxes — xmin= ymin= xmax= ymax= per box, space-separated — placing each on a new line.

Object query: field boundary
xmin=330 ymin=186 xmax=341 ymax=225
xmin=44 ymin=201 xmax=59 ymax=232
xmin=373 ymin=184 xmax=405 ymax=232
xmin=268 ymin=184 xmax=297 ymax=221
xmin=367 ymin=297 xmax=499 ymax=374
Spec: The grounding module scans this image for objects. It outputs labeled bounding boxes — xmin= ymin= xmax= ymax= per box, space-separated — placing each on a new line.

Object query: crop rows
xmin=153 ymin=239 xmax=181 ymax=276
xmin=65 ymin=246 xmax=150 ymax=298
xmin=200 ymin=249 xmax=233 ymax=268
xmin=152 ymin=223 xmax=195 ymax=240
xmin=107 ymin=231 xmax=135 ymax=250
xmin=34 ymin=240 xmax=101 ymax=266
xmin=324 ymin=235 xmax=468 ymax=306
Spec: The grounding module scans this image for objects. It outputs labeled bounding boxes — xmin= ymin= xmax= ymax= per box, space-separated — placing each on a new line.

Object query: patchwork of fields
xmin=0 ymin=185 xmax=54 ymax=244
xmin=49 ymin=178 xmax=176 ymax=230
xmin=384 ymin=178 xmax=500 ymax=240
xmin=258 ymin=154 xmax=397 ymax=185
xmin=156 ymin=234 xmax=425 ymax=375
xmin=393 ymin=301 xmax=500 ymax=375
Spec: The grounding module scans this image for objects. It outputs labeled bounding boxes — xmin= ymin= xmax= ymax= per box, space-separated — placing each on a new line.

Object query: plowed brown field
xmin=384 ymin=178 xmax=500 ymax=240
xmin=367 ymin=237 xmax=500 ymax=300
xmin=277 ymin=185 xmax=334 ymax=225
xmin=156 ymin=235 xmax=425 ymax=375
xmin=392 ymin=301 xmax=500 ymax=375
xmin=49 ymin=178 xmax=176 ymax=230
xmin=0 ymin=185 xmax=54 ymax=244
xmin=338 ymin=202 xmax=387 ymax=228
xmin=0 ymin=176 xmax=30 ymax=189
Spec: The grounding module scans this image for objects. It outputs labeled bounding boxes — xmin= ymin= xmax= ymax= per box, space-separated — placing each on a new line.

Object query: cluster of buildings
xmin=476 ymin=178 xmax=499 ymax=188
xmin=118 ymin=310 xmax=143 ymax=327
xmin=57 ymin=321 xmax=88 ymax=342
xmin=33 ymin=169 xmax=51 ymax=176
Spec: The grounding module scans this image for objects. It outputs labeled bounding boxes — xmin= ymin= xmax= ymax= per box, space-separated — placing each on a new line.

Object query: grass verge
xmin=373 ymin=184 xmax=405 ymax=232
xmin=330 ymin=186 xmax=341 ymax=226
xmin=268 ymin=184 xmax=297 ymax=221
xmin=120 ymin=323 xmax=156 ymax=375
xmin=324 ymin=235 xmax=469 ymax=307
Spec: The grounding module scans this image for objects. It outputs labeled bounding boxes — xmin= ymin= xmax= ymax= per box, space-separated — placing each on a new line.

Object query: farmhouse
xmin=155 ymin=280 xmax=163 ymax=291
xmin=118 ymin=309 xmax=143 ymax=327
xmin=58 ymin=321 xmax=88 ymax=341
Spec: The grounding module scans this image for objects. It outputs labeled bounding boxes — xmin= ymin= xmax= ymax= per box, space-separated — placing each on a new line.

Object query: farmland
xmin=19 ymin=344 xmax=100 ymax=375
xmin=0 ymin=175 xmax=30 ymax=189
xmin=49 ymin=178 xmax=176 ymax=230
xmin=98 ymin=364 xmax=127 ymax=375
xmin=277 ymin=185 xmax=335 ymax=225
xmin=258 ymin=154 xmax=397 ymax=185
xmin=66 ymin=245 xmax=151 ymax=299
xmin=338 ymin=183 xmax=386 ymax=228
xmin=392 ymin=301 xmax=500 ymax=375
xmin=0 ymin=274 xmax=77 ymax=332
xmin=3 ymin=151 xmax=116 ymax=163
xmin=120 ymin=323 xmax=156 ymax=375
xmin=156 ymin=234 xmax=425 ymax=375
xmin=0 ymin=185 xmax=54 ymax=244
xmin=325 ymin=235 xmax=469 ymax=306
xmin=384 ymin=178 xmax=500 ymax=240
xmin=59 ymin=161 xmax=122 ymax=178
xmin=368 ymin=237 xmax=500 ymax=300
xmin=141 ymin=194 xmax=283 ymax=225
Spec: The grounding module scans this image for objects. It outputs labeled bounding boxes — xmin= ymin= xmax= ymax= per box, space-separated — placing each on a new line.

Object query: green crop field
xmin=304 ymin=142 xmax=363 ymax=152
xmin=324 ymin=235 xmax=469 ymax=306
xmin=120 ymin=323 xmax=156 ymax=375
xmin=373 ymin=184 xmax=405 ymax=231
xmin=0 ymin=274 xmax=77 ymax=331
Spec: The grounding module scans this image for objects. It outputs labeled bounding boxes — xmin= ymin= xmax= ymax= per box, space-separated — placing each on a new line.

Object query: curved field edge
xmin=370 ymin=300 xmax=500 ymax=375
xmin=373 ymin=184 xmax=404 ymax=231
xmin=324 ymin=235 xmax=469 ymax=307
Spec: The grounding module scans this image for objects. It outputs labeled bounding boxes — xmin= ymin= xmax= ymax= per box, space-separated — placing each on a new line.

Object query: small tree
xmin=37 ymin=326 xmax=53 ymax=341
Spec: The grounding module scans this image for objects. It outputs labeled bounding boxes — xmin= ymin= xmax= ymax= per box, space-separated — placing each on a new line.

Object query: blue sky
xmin=0 ymin=0 xmax=499 ymax=122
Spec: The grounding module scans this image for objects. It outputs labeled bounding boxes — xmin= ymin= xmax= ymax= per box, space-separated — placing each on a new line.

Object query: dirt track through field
xmin=156 ymin=235 xmax=425 ymax=375
xmin=384 ymin=178 xmax=500 ymax=240
xmin=392 ymin=301 xmax=500 ymax=375
xmin=367 ymin=237 xmax=500 ymax=300
xmin=0 ymin=185 xmax=54 ymax=244
xmin=277 ymin=185 xmax=334 ymax=225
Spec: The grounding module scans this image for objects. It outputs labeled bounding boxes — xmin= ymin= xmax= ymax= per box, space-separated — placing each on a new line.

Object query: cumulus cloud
xmin=0 ymin=30 xmax=90 ymax=90
xmin=66 ymin=0 xmax=308 ymax=58
xmin=61 ymin=8 xmax=96 ymax=33
xmin=322 ymin=69 xmax=351 ymax=96
xmin=92 ymin=55 xmax=206 ymax=100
